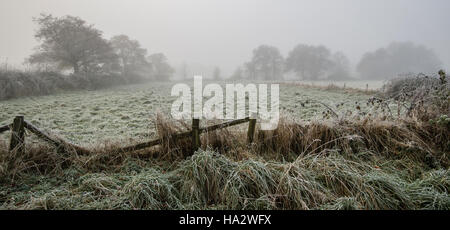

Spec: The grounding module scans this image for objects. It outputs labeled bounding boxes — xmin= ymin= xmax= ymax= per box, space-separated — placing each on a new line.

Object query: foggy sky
xmin=1 ymin=0 xmax=449 ymax=76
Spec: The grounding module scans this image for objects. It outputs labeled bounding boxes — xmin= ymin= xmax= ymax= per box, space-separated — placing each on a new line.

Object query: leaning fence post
xmin=192 ymin=118 xmax=201 ymax=154
xmin=247 ymin=113 xmax=257 ymax=144
xmin=9 ymin=116 xmax=25 ymax=153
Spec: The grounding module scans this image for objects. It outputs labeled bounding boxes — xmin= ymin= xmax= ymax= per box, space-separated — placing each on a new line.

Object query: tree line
xmin=27 ymin=14 xmax=174 ymax=82
xmin=9 ymin=13 xmax=446 ymax=83
xmin=230 ymin=42 xmax=442 ymax=81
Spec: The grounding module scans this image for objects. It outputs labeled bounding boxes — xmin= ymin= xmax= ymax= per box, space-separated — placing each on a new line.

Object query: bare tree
xmin=247 ymin=45 xmax=284 ymax=80
xmin=285 ymin=44 xmax=333 ymax=80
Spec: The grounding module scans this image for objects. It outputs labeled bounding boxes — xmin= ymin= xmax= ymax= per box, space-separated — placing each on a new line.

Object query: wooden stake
xmin=247 ymin=113 xmax=257 ymax=144
xmin=9 ymin=116 xmax=25 ymax=153
xmin=192 ymin=118 xmax=201 ymax=154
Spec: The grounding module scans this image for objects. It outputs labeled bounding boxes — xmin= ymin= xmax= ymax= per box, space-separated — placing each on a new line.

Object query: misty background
xmin=1 ymin=0 xmax=449 ymax=78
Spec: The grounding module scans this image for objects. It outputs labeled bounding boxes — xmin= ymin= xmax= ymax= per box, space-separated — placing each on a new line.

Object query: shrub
xmin=381 ymin=71 xmax=449 ymax=121
xmin=0 ymin=69 xmax=149 ymax=101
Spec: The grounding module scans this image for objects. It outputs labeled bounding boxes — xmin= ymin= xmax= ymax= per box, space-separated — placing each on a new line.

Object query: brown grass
xmin=1 ymin=113 xmax=447 ymax=182
xmin=0 ymin=113 xmax=449 ymax=210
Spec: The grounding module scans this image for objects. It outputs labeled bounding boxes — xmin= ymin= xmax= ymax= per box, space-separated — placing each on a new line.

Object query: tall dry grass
xmin=0 ymin=112 xmax=448 ymax=210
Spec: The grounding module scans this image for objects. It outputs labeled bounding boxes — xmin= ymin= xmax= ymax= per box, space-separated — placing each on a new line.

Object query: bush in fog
xmin=27 ymin=14 xmax=119 ymax=75
xmin=0 ymin=70 xmax=65 ymax=100
xmin=245 ymin=45 xmax=284 ymax=80
xmin=357 ymin=42 xmax=442 ymax=80
xmin=0 ymin=69 xmax=128 ymax=100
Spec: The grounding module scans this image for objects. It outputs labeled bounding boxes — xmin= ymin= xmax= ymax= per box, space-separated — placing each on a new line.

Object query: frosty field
xmin=1 ymin=79 xmax=448 ymax=210
xmin=0 ymin=81 xmax=375 ymax=146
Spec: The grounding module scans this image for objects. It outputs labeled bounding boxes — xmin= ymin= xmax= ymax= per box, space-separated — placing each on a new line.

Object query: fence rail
xmin=117 ymin=117 xmax=253 ymax=153
xmin=23 ymin=120 xmax=91 ymax=155
xmin=3 ymin=115 xmax=257 ymax=156
xmin=0 ymin=124 xmax=10 ymax=134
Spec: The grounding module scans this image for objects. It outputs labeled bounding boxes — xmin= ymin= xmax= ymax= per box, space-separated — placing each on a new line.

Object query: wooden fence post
xmin=247 ymin=113 xmax=257 ymax=144
xmin=9 ymin=116 xmax=25 ymax=153
xmin=192 ymin=118 xmax=201 ymax=154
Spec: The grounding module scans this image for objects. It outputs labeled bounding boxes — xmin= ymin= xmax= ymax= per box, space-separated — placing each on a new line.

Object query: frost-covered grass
xmin=0 ymin=147 xmax=448 ymax=210
xmin=0 ymin=81 xmax=374 ymax=145
xmin=1 ymin=80 xmax=447 ymax=210
xmin=283 ymin=80 xmax=385 ymax=90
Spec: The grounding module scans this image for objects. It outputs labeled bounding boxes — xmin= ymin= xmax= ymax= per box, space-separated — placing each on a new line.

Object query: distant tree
xmin=247 ymin=45 xmax=284 ymax=80
xmin=27 ymin=14 xmax=118 ymax=75
xmin=230 ymin=66 xmax=243 ymax=80
xmin=244 ymin=62 xmax=256 ymax=80
xmin=147 ymin=53 xmax=174 ymax=81
xmin=213 ymin=66 xmax=221 ymax=80
xmin=110 ymin=35 xmax=149 ymax=79
xmin=285 ymin=44 xmax=334 ymax=80
xmin=180 ymin=62 xmax=188 ymax=80
xmin=357 ymin=42 xmax=442 ymax=80
xmin=327 ymin=51 xmax=352 ymax=81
